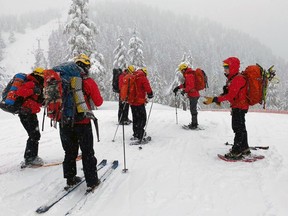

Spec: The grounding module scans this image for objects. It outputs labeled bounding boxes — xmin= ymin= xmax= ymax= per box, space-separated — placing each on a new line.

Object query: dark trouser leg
xmin=60 ymin=125 xmax=79 ymax=179
xmin=189 ymin=97 xmax=199 ymax=126
xmin=231 ymin=108 xmax=249 ymax=152
xmin=118 ymin=97 xmax=129 ymax=123
xmin=131 ymin=105 xmax=147 ymax=139
xmin=78 ymin=123 xmax=98 ymax=187
xmin=19 ymin=113 xmax=41 ymax=160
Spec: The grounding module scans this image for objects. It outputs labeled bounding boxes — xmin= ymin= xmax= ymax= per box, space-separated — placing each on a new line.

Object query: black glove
xmin=148 ymin=93 xmax=154 ymax=99
xmin=181 ymin=90 xmax=185 ymax=96
xmin=34 ymin=86 xmax=42 ymax=95
xmin=173 ymin=86 xmax=180 ymax=95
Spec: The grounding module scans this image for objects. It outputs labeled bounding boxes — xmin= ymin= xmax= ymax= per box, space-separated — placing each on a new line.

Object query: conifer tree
xmin=127 ymin=30 xmax=145 ymax=67
xmin=65 ymin=0 xmax=106 ymax=98
xmin=113 ymin=36 xmax=128 ymax=70
xmin=34 ymin=39 xmax=48 ymax=69
xmin=8 ymin=31 xmax=16 ymax=44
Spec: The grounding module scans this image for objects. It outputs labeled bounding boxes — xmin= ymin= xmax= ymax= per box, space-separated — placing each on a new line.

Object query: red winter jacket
xmin=16 ymin=74 xmax=43 ymax=114
xmin=179 ymin=68 xmax=200 ymax=97
xmin=217 ymin=57 xmax=249 ymax=110
xmin=75 ymin=77 xmax=103 ymax=124
xmin=118 ymin=70 xmax=128 ymax=91
xmin=130 ymin=70 xmax=153 ymax=106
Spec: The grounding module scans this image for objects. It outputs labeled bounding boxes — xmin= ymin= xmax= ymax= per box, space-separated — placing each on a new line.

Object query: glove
xmin=203 ymin=96 xmax=219 ymax=105
xmin=181 ymin=90 xmax=185 ymax=96
xmin=148 ymin=93 xmax=154 ymax=99
xmin=34 ymin=86 xmax=42 ymax=95
xmin=173 ymin=86 xmax=180 ymax=95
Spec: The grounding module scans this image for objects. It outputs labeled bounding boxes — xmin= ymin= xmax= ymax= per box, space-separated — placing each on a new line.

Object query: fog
xmin=0 ymin=0 xmax=287 ymax=60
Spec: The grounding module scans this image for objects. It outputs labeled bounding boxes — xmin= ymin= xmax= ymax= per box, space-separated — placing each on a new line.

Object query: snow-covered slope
xmin=1 ymin=19 xmax=62 ymax=76
xmin=0 ymin=102 xmax=287 ymax=216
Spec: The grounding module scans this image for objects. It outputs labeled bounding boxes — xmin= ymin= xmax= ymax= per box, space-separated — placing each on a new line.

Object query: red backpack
xmin=194 ymin=68 xmax=208 ymax=91
xmin=242 ymin=65 xmax=263 ymax=106
xmin=120 ymin=73 xmax=145 ymax=104
xmin=43 ymin=69 xmax=63 ymax=124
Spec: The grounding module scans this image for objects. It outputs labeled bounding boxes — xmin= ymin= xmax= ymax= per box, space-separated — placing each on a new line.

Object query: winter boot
xmin=25 ymin=156 xmax=44 ymax=166
xmin=86 ymin=179 xmax=101 ymax=193
xmin=65 ymin=176 xmax=82 ymax=190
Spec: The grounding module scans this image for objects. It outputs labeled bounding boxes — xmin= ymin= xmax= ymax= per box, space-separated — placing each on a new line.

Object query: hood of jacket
xmin=223 ymin=57 xmax=240 ymax=79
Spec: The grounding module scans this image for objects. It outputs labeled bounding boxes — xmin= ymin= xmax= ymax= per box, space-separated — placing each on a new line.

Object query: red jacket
xmin=16 ymin=74 xmax=43 ymax=114
xmin=179 ymin=68 xmax=200 ymax=97
xmin=217 ymin=57 xmax=249 ymax=110
xmin=130 ymin=70 xmax=153 ymax=106
xmin=76 ymin=77 xmax=103 ymax=124
xmin=118 ymin=70 xmax=128 ymax=91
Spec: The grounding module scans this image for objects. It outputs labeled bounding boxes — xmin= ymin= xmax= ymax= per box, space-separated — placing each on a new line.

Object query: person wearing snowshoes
xmin=17 ymin=67 xmax=45 ymax=167
xmin=59 ymin=54 xmax=103 ymax=193
xmin=130 ymin=67 xmax=153 ymax=142
xmin=203 ymin=57 xmax=251 ymax=159
xmin=173 ymin=63 xmax=200 ymax=129
xmin=118 ymin=65 xmax=134 ymax=125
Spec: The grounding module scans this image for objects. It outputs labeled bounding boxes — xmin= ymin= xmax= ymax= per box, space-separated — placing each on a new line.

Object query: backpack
xmin=43 ymin=62 xmax=87 ymax=126
xmin=194 ymin=68 xmax=208 ymax=91
xmin=112 ymin=68 xmax=122 ymax=93
xmin=0 ymin=73 xmax=27 ymax=114
xmin=120 ymin=73 xmax=145 ymax=104
xmin=241 ymin=64 xmax=276 ymax=108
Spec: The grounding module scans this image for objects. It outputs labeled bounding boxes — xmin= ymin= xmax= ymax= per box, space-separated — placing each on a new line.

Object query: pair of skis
xmin=36 ymin=159 xmax=118 ymax=214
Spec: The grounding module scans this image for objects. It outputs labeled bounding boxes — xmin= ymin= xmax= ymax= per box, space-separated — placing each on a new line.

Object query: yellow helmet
xmin=178 ymin=63 xmax=188 ymax=72
xmin=74 ymin=54 xmax=91 ymax=66
xmin=127 ymin=65 xmax=135 ymax=73
xmin=142 ymin=67 xmax=148 ymax=75
xmin=33 ymin=67 xmax=44 ymax=77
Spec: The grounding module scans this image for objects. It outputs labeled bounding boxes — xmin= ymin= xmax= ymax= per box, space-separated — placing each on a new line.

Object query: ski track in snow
xmin=0 ymin=102 xmax=288 ymax=215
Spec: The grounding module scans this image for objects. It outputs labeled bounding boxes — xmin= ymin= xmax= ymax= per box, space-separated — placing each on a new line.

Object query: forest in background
xmin=0 ymin=1 xmax=287 ymax=110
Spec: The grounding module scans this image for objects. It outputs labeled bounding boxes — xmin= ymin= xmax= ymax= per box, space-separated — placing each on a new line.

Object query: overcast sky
xmin=1 ymin=0 xmax=287 ymax=60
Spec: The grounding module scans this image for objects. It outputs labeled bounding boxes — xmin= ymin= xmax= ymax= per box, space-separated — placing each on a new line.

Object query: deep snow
xmin=0 ymin=102 xmax=288 ymax=216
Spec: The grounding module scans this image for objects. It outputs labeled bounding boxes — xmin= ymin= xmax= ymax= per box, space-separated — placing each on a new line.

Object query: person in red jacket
xmin=129 ymin=67 xmax=153 ymax=141
xmin=59 ymin=54 xmax=104 ymax=192
xmin=16 ymin=67 xmax=45 ymax=166
xmin=173 ymin=63 xmax=200 ymax=129
xmin=203 ymin=57 xmax=250 ymax=159
xmin=117 ymin=65 xmax=134 ymax=125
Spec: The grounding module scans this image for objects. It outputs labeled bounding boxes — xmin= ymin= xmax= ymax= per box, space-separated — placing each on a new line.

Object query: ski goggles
xmin=223 ymin=63 xmax=229 ymax=69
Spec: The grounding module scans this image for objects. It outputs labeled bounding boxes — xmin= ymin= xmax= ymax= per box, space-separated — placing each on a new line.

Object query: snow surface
xmin=0 ymin=102 xmax=288 ymax=216
xmin=1 ymin=15 xmax=288 ymax=216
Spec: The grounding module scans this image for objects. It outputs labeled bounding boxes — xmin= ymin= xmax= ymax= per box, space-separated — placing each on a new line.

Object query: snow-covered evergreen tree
xmin=0 ymin=32 xmax=5 ymax=61
xmin=127 ymin=30 xmax=145 ymax=67
xmin=34 ymin=39 xmax=48 ymax=69
xmin=150 ymin=67 xmax=168 ymax=105
xmin=8 ymin=31 xmax=16 ymax=44
xmin=65 ymin=0 xmax=107 ymax=98
xmin=113 ymin=36 xmax=127 ymax=70
xmin=65 ymin=0 xmax=98 ymax=57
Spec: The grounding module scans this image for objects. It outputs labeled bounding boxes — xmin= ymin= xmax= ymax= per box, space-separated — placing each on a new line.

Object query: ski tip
xmin=112 ymin=160 xmax=119 ymax=169
xmin=99 ymin=159 xmax=107 ymax=166
xmin=36 ymin=206 xmax=48 ymax=214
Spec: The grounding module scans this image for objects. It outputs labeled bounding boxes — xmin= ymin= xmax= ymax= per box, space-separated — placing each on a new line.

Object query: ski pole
xmin=42 ymin=106 xmax=46 ymax=131
xmin=122 ymin=123 xmax=128 ymax=173
xmin=112 ymin=101 xmax=128 ymax=142
xmin=139 ymin=98 xmax=154 ymax=149
xmin=175 ymin=94 xmax=178 ymax=124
